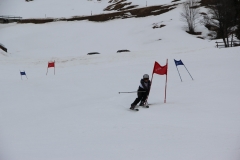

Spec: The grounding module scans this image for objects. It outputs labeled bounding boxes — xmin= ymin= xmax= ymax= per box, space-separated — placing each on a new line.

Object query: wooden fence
xmin=216 ymin=41 xmax=240 ymax=48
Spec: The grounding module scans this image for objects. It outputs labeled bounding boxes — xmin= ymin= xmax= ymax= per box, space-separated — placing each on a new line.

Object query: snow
xmin=0 ymin=0 xmax=175 ymax=18
xmin=0 ymin=1 xmax=240 ymax=160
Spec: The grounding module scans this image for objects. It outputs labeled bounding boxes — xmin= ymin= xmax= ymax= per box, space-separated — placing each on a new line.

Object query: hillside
xmin=0 ymin=0 xmax=176 ymax=18
xmin=0 ymin=0 xmax=240 ymax=160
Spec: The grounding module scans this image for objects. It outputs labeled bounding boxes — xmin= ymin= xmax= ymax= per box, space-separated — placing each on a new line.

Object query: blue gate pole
xmin=183 ymin=65 xmax=194 ymax=80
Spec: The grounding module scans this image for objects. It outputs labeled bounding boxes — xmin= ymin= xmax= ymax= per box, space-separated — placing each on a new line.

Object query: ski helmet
xmin=143 ymin=74 xmax=149 ymax=79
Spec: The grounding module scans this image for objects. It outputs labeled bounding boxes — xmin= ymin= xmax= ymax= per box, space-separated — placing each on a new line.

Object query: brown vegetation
xmin=18 ymin=4 xmax=178 ymax=24
xmin=104 ymin=0 xmax=138 ymax=11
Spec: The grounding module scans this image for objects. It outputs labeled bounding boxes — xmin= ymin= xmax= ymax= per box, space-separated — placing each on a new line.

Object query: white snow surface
xmin=0 ymin=1 xmax=240 ymax=160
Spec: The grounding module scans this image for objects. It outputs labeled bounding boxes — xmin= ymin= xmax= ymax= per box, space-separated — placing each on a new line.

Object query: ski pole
xmin=118 ymin=91 xmax=146 ymax=94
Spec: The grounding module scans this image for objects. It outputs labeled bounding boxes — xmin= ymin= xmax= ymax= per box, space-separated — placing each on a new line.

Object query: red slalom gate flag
xmin=48 ymin=62 xmax=55 ymax=68
xmin=153 ymin=61 xmax=167 ymax=75
xmin=46 ymin=61 xmax=55 ymax=75
xmin=150 ymin=60 xmax=168 ymax=103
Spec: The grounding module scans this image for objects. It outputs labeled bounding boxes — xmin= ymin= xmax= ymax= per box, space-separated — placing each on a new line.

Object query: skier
xmin=130 ymin=74 xmax=151 ymax=110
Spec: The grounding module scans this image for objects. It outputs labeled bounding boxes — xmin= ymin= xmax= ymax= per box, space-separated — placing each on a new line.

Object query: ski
xmin=129 ymin=102 xmax=150 ymax=111
xmin=130 ymin=108 xmax=139 ymax=111
xmin=139 ymin=104 xmax=149 ymax=108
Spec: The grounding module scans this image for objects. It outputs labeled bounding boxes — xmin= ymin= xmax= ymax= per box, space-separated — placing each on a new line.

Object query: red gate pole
xmin=164 ymin=59 xmax=168 ymax=103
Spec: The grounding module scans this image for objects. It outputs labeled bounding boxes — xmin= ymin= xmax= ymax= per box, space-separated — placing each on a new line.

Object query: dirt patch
xmin=129 ymin=5 xmax=177 ymax=17
xmin=104 ymin=0 xmax=138 ymax=11
xmin=186 ymin=31 xmax=202 ymax=35
xmin=0 ymin=44 xmax=7 ymax=52
xmin=153 ymin=24 xmax=166 ymax=29
xmin=197 ymin=36 xmax=204 ymax=39
xmin=171 ymin=0 xmax=181 ymax=2
xmin=18 ymin=18 xmax=55 ymax=24
xmin=199 ymin=12 xmax=207 ymax=16
xmin=18 ymin=4 xmax=178 ymax=24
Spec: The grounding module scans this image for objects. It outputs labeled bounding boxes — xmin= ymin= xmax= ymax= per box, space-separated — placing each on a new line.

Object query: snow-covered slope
xmin=0 ymin=1 xmax=240 ymax=160
xmin=1 ymin=0 xmax=175 ymax=18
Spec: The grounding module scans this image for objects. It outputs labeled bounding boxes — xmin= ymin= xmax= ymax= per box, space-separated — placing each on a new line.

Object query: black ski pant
xmin=131 ymin=90 xmax=148 ymax=106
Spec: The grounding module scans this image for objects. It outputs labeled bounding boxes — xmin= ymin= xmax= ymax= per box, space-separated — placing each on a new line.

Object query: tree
xmin=236 ymin=21 xmax=240 ymax=40
xmin=234 ymin=0 xmax=240 ymax=40
xmin=233 ymin=0 xmax=240 ymax=24
xmin=202 ymin=0 xmax=237 ymax=47
xmin=181 ymin=0 xmax=200 ymax=33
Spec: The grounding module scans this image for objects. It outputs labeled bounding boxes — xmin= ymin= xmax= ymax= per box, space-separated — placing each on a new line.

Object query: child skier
xmin=130 ymin=74 xmax=151 ymax=110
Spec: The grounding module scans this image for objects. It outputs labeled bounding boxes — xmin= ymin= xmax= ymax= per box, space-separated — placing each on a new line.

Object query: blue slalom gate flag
xmin=20 ymin=71 xmax=26 ymax=75
xmin=173 ymin=59 xmax=193 ymax=81
xmin=20 ymin=71 xmax=28 ymax=80
xmin=174 ymin=59 xmax=184 ymax=66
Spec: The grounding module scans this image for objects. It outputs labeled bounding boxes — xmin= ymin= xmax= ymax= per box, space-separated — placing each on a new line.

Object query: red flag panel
xmin=48 ymin=62 xmax=55 ymax=68
xmin=153 ymin=61 xmax=167 ymax=75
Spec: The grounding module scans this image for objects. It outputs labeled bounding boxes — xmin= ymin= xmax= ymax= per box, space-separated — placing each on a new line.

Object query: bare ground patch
xmin=104 ymin=0 xmax=138 ymax=11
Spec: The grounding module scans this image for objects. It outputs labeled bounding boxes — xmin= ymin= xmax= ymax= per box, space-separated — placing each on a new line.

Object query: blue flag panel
xmin=174 ymin=59 xmax=184 ymax=66
xmin=20 ymin=72 xmax=26 ymax=75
